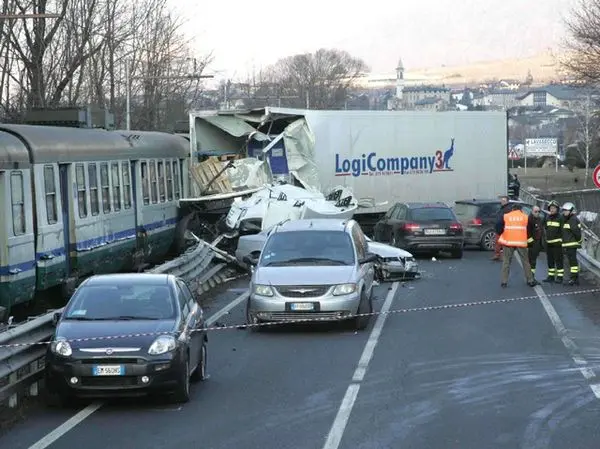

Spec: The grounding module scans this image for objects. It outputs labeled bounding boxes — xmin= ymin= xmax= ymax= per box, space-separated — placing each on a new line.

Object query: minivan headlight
xmin=254 ymin=284 xmax=274 ymax=297
xmin=51 ymin=338 xmax=72 ymax=357
xmin=148 ymin=335 xmax=177 ymax=355
xmin=332 ymin=283 xmax=357 ymax=296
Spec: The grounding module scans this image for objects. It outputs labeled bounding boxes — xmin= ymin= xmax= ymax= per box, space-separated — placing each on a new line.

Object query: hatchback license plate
xmin=93 ymin=365 xmax=124 ymax=376
xmin=290 ymin=302 xmax=315 ymax=311
xmin=425 ymin=229 xmax=446 ymax=235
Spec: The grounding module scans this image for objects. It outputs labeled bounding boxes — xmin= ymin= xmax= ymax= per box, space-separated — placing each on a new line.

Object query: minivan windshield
xmin=63 ymin=284 xmax=177 ymax=320
xmin=259 ymin=230 xmax=355 ymax=266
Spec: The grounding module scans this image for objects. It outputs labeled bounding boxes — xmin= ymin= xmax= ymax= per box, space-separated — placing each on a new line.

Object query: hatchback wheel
xmin=191 ymin=341 xmax=207 ymax=382
xmin=173 ymin=357 xmax=190 ymax=403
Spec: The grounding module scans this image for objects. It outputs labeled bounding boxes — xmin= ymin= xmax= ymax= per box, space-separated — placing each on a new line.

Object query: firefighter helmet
xmin=561 ymin=202 xmax=576 ymax=212
xmin=548 ymin=200 xmax=560 ymax=209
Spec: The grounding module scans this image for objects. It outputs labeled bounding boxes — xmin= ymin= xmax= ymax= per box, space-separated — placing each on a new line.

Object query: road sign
xmin=508 ymin=148 xmax=519 ymax=160
xmin=593 ymin=165 xmax=600 ymax=189
xmin=525 ymin=138 xmax=558 ymax=157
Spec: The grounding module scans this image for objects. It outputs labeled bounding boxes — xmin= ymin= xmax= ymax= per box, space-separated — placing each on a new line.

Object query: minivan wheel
xmin=353 ymin=293 xmax=372 ymax=331
xmin=480 ymin=230 xmax=496 ymax=251
xmin=246 ymin=300 xmax=261 ymax=332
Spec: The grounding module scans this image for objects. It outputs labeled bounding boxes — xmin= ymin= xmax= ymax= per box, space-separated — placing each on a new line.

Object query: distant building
xmin=516 ymin=85 xmax=585 ymax=109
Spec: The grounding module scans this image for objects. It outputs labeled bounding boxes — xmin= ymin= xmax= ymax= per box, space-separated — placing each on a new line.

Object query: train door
xmin=2 ymin=169 xmax=37 ymax=309
xmin=130 ymin=161 xmax=139 ymax=232
xmin=59 ymin=164 xmax=72 ymax=277
xmin=130 ymin=160 xmax=148 ymax=269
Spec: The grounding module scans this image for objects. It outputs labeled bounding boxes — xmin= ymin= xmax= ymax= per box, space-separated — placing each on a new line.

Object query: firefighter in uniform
xmin=526 ymin=205 xmax=544 ymax=279
xmin=543 ymin=200 xmax=564 ymax=283
xmin=561 ymin=202 xmax=583 ymax=285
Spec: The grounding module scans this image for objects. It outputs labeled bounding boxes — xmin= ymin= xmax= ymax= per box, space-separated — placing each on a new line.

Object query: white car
xmin=235 ymin=227 xmax=419 ymax=281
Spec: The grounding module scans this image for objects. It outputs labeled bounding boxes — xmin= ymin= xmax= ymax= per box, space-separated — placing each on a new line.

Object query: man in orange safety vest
xmin=496 ymin=203 xmax=540 ymax=288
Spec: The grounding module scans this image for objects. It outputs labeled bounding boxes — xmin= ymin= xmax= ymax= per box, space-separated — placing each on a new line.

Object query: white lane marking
xmin=352 ymin=283 xmax=400 ymax=382
xmin=322 ymin=282 xmax=399 ymax=449
xmin=26 ymin=403 xmax=102 ymax=449
xmin=27 ymin=289 xmax=250 ymax=449
xmin=515 ymin=256 xmax=600 ymax=398
xmin=205 ymin=291 xmax=249 ymax=326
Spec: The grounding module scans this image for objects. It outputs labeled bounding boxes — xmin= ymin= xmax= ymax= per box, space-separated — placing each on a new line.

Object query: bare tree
xmin=570 ymin=90 xmax=600 ymax=184
xmin=562 ymin=0 xmax=600 ymax=84
xmin=4 ymin=0 xmax=107 ymax=108
xmin=0 ymin=0 xmax=213 ymax=128
xmin=263 ymin=48 xmax=369 ymax=109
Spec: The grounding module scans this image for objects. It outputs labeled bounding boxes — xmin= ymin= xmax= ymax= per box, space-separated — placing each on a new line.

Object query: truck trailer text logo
xmin=335 ymin=138 xmax=455 ymax=177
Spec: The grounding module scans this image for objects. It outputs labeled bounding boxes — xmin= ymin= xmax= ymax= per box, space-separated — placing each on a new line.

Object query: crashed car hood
xmin=367 ymin=241 xmax=414 ymax=258
xmin=254 ymin=266 xmax=355 ymax=286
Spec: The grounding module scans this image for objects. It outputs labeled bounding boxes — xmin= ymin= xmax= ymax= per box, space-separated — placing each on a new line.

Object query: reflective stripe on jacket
xmin=545 ymin=215 xmax=563 ymax=245
xmin=498 ymin=210 xmax=528 ymax=248
xmin=562 ymin=214 xmax=582 ymax=248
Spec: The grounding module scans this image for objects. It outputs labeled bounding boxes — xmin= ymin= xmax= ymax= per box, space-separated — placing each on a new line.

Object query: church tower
xmin=395 ymin=58 xmax=405 ymax=101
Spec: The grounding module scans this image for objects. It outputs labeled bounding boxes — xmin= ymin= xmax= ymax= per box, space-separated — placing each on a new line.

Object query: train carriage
xmin=0 ymin=125 xmax=189 ymax=312
xmin=0 ymin=130 xmax=36 ymax=307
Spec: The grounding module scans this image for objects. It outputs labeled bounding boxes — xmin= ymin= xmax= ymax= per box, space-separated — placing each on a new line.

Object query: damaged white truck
xmin=178 ymin=108 xmax=508 ymax=246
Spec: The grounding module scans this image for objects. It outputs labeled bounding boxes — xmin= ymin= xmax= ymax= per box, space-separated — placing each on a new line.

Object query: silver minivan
xmin=243 ymin=218 xmax=377 ymax=331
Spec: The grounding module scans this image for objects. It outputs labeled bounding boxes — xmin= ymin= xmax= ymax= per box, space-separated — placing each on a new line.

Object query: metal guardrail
xmin=520 ymin=189 xmax=600 ymax=281
xmin=0 ymin=238 xmax=235 ymax=410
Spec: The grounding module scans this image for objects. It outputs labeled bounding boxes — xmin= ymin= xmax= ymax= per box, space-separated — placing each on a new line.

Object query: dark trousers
xmin=493 ymin=234 xmax=503 ymax=258
xmin=546 ymin=244 xmax=564 ymax=280
xmin=501 ymin=246 xmax=534 ymax=284
xmin=528 ymin=240 xmax=542 ymax=275
xmin=564 ymin=246 xmax=580 ymax=280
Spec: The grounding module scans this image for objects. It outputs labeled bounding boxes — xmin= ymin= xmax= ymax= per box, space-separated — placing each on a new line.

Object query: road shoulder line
xmin=515 ymin=256 xmax=600 ymax=399
xmin=322 ymin=281 xmax=400 ymax=449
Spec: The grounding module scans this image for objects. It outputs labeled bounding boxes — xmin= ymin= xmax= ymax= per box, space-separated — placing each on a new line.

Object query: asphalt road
xmin=2 ymin=250 xmax=600 ymax=449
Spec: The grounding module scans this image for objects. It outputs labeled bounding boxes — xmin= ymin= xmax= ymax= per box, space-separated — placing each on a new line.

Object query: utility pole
xmin=124 ymin=63 xmax=213 ymax=130
xmin=0 ymin=13 xmax=61 ymax=19
xmin=224 ymin=95 xmax=299 ymax=109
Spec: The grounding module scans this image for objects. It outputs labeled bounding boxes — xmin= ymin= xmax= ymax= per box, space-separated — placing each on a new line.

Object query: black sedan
xmin=44 ymin=273 xmax=208 ymax=406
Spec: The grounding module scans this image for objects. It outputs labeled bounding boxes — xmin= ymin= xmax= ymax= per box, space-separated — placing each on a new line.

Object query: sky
xmin=169 ymin=0 xmax=574 ymax=81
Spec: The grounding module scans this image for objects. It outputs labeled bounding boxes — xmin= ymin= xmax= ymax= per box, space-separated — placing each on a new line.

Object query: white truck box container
xmin=298 ymin=109 xmax=508 ymax=214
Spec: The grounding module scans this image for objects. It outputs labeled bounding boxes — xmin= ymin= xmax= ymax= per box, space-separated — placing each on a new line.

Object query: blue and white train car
xmin=0 ymin=125 xmax=189 ymax=313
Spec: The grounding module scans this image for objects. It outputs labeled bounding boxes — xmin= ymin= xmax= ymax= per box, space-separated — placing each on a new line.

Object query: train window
xmin=75 ymin=164 xmax=87 ymax=218
xmin=150 ymin=160 xmax=158 ymax=204
xmin=157 ymin=161 xmax=165 ymax=202
xmin=88 ymin=163 xmax=99 ymax=216
xmin=111 ymin=163 xmax=121 ymax=211
xmin=44 ymin=165 xmax=57 ymax=224
xmin=100 ymin=163 xmax=111 ymax=213
xmin=141 ymin=161 xmax=149 ymax=205
xmin=166 ymin=161 xmax=173 ymax=201
xmin=173 ymin=160 xmax=181 ymax=199
xmin=10 ymin=172 xmax=25 ymax=235
xmin=122 ymin=161 xmax=132 ymax=209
